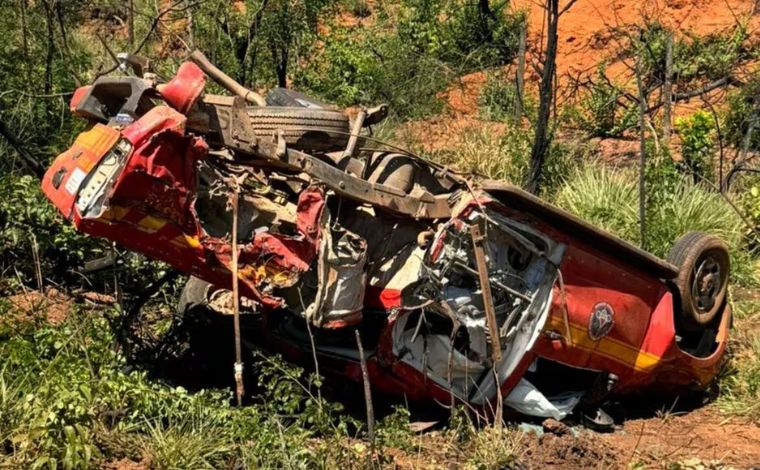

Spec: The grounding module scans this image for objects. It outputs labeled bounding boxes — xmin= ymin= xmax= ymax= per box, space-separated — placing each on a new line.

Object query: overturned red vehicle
xmin=41 ymin=53 xmax=731 ymax=428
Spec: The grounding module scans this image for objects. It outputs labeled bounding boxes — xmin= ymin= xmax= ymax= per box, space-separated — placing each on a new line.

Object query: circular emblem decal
xmin=588 ymin=302 xmax=615 ymax=341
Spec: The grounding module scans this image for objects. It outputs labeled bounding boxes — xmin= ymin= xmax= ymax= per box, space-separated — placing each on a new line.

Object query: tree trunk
xmin=274 ymin=47 xmax=288 ymax=88
xmin=128 ymin=0 xmax=135 ymax=45
xmin=19 ymin=0 xmax=28 ymax=62
xmin=42 ymin=0 xmax=55 ymax=95
xmin=635 ymin=55 xmax=647 ymax=247
xmin=55 ymin=1 xmax=69 ymax=53
xmin=524 ymin=0 xmax=559 ymax=195
xmin=662 ymin=33 xmax=673 ymax=150
xmin=478 ymin=0 xmax=495 ymax=42
xmin=514 ymin=25 xmax=526 ymax=121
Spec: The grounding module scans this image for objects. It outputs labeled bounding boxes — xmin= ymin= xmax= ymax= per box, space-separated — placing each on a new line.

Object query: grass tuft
xmin=553 ymin=162 xmax=758 ymax=287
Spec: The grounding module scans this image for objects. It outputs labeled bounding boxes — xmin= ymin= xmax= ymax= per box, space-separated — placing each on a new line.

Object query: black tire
xmin=247 ymin=106 xmax=349 ymax=152
xmin=177 ymin=276 xmax=213 ymax=314
xmin=666 ymin=231 xmax=730 ymax=330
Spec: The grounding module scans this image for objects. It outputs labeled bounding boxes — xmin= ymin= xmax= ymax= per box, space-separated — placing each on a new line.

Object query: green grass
xmin=717 ymin=297 xmax=760 ymax=421
xmin=553 ymin=162 xmax=759 ymax=287
xmin=428 ymin=126 xmax=531 ymax=183
xmin=554 ymin=164 xmax=641 ymax=243
xmin=0 ymin=301 xmax=528 ymax=469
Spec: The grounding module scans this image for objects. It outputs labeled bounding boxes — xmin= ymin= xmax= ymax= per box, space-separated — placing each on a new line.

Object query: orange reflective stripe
xmin=546 ymin=314 xmax=661 ymax=372
xmin=73 ymin=125 xmax=120 ymax=171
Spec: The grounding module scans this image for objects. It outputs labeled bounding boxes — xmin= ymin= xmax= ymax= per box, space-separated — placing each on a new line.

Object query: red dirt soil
xmin=513 ymin=0 xmax=760 ymax=88
xmin=5 ymin=288 xmax=71 ymax=325
xmin=599 ymin=406 xmax=760 ymax=468
xmin=404 ymin=0 xmax=760 ymax=153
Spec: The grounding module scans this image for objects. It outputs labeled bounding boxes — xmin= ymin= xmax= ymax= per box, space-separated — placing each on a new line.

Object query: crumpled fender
xmin=201 ymin=186 xmax=326 ymax=309
xmin=41 ymin=123 xmax=120 ymax=220
xmin=156 ymin=62 xmax=206 ymax=114
xmin=43 ymin=101 xmax=326 ymax=310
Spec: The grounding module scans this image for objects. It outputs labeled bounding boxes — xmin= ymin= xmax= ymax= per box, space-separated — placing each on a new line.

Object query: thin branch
xmin=558 ymin=0 xmax=578 ymax=17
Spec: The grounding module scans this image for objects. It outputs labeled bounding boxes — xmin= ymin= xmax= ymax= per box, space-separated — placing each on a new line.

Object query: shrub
xmin=429 ymin=126 xmax=531 ymax=183
xmin=296 ymin=0 xmax=526 ymax=118
xmin=554 ymin=164 xmax=641 ymax=242
xmin=296 ymin=26 xmax=451 ymax=118
xmin=0 ymin=175 xmax=102 ymax=291
xmin=676 ymin=110 xmax=715 ymax=182
xmin=724 ymin=76 xmax=760 ymax=151
xmin=637 ymin=22 xmax=746 ymax=85
xmin=437 ymin=1 xmax=526 ymax=70
xmin=0 ymin=301 xmax=368 ymax=468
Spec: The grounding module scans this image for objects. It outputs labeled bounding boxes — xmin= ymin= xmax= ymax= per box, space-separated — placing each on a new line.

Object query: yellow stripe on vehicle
xmin=545 ymin=315 xmax=661 ymax=372
xmin=169 ymin=234 xmax=201 ymax=249
xmin=137 ymin=215 xmax=167 ymax=233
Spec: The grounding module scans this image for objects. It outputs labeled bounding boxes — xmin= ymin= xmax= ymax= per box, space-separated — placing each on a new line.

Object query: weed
xmin=377 ymin=406 xmax=414 ymax=451
xmin=429 ymin=126 xmax=530 ymax=182
xmin=465 ymin=425 xmax=524 ymax=470
xmin=554 ymin=164 xmax=641 ymax=242
xmin=141 ymin=410 xmax=234 ymax=470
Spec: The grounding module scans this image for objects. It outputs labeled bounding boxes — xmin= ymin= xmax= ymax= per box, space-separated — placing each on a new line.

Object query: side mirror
xmin=363 ymin=104 xmax=388 ymax=127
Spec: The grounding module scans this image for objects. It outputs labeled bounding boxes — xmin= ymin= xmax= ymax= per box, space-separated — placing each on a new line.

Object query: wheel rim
xmin=691 ymin=255 xmax=722 ymax=313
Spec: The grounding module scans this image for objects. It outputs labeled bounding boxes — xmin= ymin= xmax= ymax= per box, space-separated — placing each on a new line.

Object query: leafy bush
xmin=638 ymin=22 xmax=746 ymax=85
xmin=296 ymin=26 xmax=452 ymax=118
xmin=0 ymin=175 xmax=102 ymax=291
xmin=676 ymin=110 xmax=715 ymax=182
xmin=296 ymin=0 xmax=525 ymax=118
xmin=0 ymin=303 xmax=361 ymax=469
xmin=436 ymin=0 xmax=526 ymax=70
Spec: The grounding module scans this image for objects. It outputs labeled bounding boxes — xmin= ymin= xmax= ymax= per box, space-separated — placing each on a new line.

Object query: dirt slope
xmin=405 ymin=0 xmax=760 ymax=152
xmin=513 ymin=0 xmax=760 ymax=86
